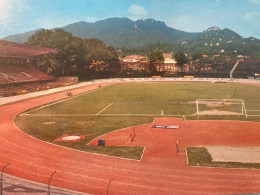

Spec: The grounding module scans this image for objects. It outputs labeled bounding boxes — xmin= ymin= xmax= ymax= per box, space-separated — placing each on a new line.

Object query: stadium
xmin=1 ymin=40 xmax=260 ymax=195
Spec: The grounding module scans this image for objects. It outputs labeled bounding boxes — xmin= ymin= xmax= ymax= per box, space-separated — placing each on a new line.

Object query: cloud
xmin=244 ymin=12 xmax=255 ymax=20
xmin=85 ymin=17 xmax=99 ymax=23
xmin=250 ymin=0 xmax=260 ymax=4
xmin=0 ymin=0 xmax=28 ymax=23
xmin=214 ymin=0 xmax=221 ymax=6
xmin=165 ymin=15 xmax=208 ymax=32
xmin=0 ymin=0 xmax=16 ymax=26
xmin=0 ymin=0 xmax=30 ymax=37
xmin=127 ymin=4 xmax=147 ymax=18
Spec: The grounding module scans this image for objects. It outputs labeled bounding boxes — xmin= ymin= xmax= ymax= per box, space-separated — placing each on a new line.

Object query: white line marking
xmin=96 ymin=103 xmax=113 ymax=115
xmin=24 ymin=86 xmax=109 ymax=114
xmin=13 ymin=117 xmax=144 ymax=162
xmin=140 ymin=146 xmax=146 ymax=161
xmin=25 ymin=113 xmax=189 ymax=117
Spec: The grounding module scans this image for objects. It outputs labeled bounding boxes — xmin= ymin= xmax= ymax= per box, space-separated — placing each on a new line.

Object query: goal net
xmin=196 ymin=99 xmax=247 ymax=118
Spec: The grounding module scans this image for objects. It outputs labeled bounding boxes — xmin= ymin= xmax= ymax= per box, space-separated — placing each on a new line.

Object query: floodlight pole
xmin=0 ymin=163 xmax=10 ymax=195
xmin=106 ymin=178 xmax=113 ymax=195
xmin=230 ymin=60 xmax=240 ymax=80
xmin=47 ymin=171 xmax=56 ymax=195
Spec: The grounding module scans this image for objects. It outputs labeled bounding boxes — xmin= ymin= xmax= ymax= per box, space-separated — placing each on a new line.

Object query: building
xmin=88 ymin=60 xmax=109 ymax=71
xmin=213 ymin=54 xmax=221 ymax=58
xmin=237 ymin=55 xmax=245 ymax=59
xmin=154 ymin=63 xmax=181 ymax=72
xmin=120 ymin=55 xmax=149 ymax=72
xmin=120 ymin=61 xmax=149 ymax=72
xmin=0 ymin=40 xmax=57 ymax=84
xmin=163 ymin=53 xmax=177 ymax=64
xmin=0 ymin=40 xmax=61 ymax=97
xmin=0 ymin=40 xmax=57 ymax=59
xmin=122 ymin=55 xmax=147 ymax=63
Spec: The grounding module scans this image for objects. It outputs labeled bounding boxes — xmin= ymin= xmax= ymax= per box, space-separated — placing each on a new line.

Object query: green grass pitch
xmin=15 ymin=82 xmax=260 ymax=159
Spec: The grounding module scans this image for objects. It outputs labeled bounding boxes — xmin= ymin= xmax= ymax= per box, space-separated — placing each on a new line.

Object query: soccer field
xmin=15 ymin=82 xmax=260 ymax=159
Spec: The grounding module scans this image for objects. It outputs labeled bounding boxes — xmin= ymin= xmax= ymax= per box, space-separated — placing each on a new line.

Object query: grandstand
xmin=0 ymin=40 xmax=71 ymax=97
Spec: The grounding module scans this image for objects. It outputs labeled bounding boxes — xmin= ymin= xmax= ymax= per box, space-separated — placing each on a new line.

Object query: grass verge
xmin=187 ymin=147 xmax=260 ymax=169
xmin=15 ymin=115 xmax=152 ymax=160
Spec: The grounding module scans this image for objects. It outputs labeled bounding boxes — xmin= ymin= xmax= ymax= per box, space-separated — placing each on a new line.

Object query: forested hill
xmin=2 ymin=17 xmax=260 ymax=56
xmin=62 ymin=18 xmax=199 ymax=48
xmin=2 ymin=18 xmax=200 ymax=48
xmin=3 ymin=28 xmax=44 ymax=43
xmin=122 ymin=27 xmax=260 ymax=59
xmin=173 ymin=27 xmax=260 ymax=57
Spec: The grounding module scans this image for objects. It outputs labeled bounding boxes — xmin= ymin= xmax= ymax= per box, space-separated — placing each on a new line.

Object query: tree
xmin=27 ymin=29 xmax=85 ymax=76
xmin=192 ymin=52 xmax=202 ymax=61
xmin=83 ymin=38 xmax=119 ymax=74
xmin=147 ymin=49 xmax=164 ymax=64
xmin=174 ymin=51 xmax=188 ymax=69
xmin=191 ymin=52 xmax=210 ymax=71
xmin=27 ymin=29 xmax=119 ymax=77
xmin=147 ymin=49 xmax=164 ymax=74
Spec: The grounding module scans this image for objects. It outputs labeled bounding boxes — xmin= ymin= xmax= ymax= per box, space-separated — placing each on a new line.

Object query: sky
xmin=0 ymin=0 xmax=260 ymax=39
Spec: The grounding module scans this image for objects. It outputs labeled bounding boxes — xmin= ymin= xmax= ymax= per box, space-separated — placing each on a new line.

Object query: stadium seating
xmin=0 ymin=63 xmax=69 ymax=97
xmin=0 ymin=63 xmax=54 ymax=84
xmin=0 ymin=80 xmax=67 ymax=97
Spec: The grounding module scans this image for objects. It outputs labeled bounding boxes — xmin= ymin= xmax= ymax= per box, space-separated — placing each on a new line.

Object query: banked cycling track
xmin=1 ymin=78 xmax=260 ymax=195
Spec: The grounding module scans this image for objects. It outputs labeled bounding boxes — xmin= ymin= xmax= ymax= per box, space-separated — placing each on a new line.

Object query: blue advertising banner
xmin=152 ymin=125 xmax=179 ymax=129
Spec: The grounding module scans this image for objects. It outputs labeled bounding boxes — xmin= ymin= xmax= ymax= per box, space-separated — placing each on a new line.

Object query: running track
xmin=1 ymin=82 xmax=260 ymax=195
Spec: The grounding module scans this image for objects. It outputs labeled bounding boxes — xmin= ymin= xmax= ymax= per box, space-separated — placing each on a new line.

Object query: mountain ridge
xmin=3 ymin=28 xmax=44 ymax=43
xmin=2 ymin=17 xmax=258 ymax=49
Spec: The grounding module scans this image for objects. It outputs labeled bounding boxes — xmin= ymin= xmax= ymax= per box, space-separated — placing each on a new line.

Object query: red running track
xmin=1 ymin=82 xmax=260 ymax=195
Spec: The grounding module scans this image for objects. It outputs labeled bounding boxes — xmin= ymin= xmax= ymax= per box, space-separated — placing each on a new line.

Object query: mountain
xmin=62 ymin=18 xmax=200 ymax=48
xmin=173 ymin=26 xmax=260 ymax=57
xmin=2 ymin=28 xmax=44 ymax=43
xmin=199 ymin=26 xmax=242 ymax=45
xmin=2 ymin=18 xmax=259 ymax=54
xmin=2 ymin=18 xmax=200 ymax=48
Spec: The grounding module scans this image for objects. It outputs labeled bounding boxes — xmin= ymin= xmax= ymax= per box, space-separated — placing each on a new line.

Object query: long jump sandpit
xmin=207 ymin=146 xmax=260 ymax=163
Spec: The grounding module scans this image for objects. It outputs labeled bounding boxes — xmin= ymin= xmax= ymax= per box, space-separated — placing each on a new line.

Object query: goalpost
xmin=196 ymin=99 xmax=247 ymax=118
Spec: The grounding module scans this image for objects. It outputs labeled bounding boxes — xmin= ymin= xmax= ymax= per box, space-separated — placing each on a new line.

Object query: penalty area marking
xmin=96 ymin=103 xmax=113 ymax=115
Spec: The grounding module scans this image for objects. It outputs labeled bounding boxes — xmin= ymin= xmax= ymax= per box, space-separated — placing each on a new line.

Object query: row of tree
xmin=27 ymin=29 xmax=119 ymax=77
xmin=28 ymin=29 xmax=191 ymax=77
xmin=27 ymin=29 xmax=256 ymax=78
xmin=146 ymin=49 xmax=241 ymax=73
xmin=147 ymin=49 xmax=188 ymax=71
